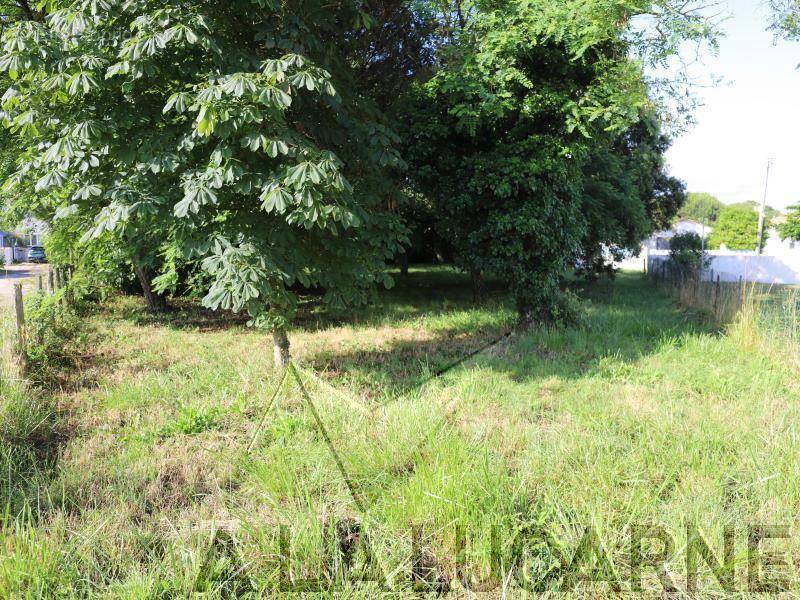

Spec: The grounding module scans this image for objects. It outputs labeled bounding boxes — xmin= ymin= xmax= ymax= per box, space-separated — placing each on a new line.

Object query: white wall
xmin=647 ymin=250 xmax=800 ymax=284
xmin=764 ymin=227 xmax=800 ymax=257
xmin=12 ymin=247 xmax=28 ymax=263
xmin=705 ymin=253 xmax=800 ymax=284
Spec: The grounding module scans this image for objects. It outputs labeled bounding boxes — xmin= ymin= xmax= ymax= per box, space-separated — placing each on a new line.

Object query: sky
xmin=665 ymin=0 xmax=800 ymax=211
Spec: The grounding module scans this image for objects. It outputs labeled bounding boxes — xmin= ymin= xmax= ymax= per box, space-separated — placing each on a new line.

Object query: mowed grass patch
xmin=1 ymin=268 xmax=799 ymax=596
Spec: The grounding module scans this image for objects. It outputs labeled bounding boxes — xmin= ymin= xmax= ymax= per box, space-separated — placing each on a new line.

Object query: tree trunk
xmin=272 ymin=327 xmax=291 ymax=370
xmin=133 ymin=262 xmax=166 ymax=312
xmin=470 ymin=269 xmax=486 ymax=302
xmin=399 ymin=252 xmax=409 ymax=276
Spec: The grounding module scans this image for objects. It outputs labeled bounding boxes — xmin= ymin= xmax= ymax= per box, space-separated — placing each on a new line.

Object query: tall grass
xmin=0 ymin=310 xmax=59 ymax=515
xmin=1 ymin=269 xmax=799 ymax=595
xmin=654 ymin=270 xmax=800 ymax=373
xmin=654 ymin=268 xmax=798 ymax=335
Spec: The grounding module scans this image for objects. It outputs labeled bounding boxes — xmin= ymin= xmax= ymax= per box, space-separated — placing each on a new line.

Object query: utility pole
xmin=756 ymin=157 xmax=773 ymax=255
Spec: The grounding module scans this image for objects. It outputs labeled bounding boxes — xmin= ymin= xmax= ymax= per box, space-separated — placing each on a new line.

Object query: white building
xmin=643 ymin=219 xmax=713 ymax=251
xmin=644 ymin=224 xmax=800 ymax=285
xmin=0 ymin=218 xmax=49 ymax=264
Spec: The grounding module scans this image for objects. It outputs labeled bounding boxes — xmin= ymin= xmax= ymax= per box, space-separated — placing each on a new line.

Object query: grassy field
xmin=1 ymin=267 xmax=799 ymax=596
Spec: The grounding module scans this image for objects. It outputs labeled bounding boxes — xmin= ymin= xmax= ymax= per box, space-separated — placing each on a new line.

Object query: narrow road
xmin=0 ymin=264 xmax=50 ymax=307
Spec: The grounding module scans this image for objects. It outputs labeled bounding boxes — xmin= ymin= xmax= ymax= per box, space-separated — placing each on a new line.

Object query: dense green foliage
xmin=577 ymin=118 xmax=685 ymax=278
xmin=678 ymin=192 xmax=723 ymax=224
xmin=708 ymin=206 xmax=760 ymax=250
xmin=397 ymin=0 xmax=708 ymax=321
xmin=779 ymin=204 xmax=800 ymax=241
xmin=0 ymin=0 xmax=406 ymax=350
xmin=668 ymin=231 xmax=707 ymax=276
xmin=1 ymin=0 xmax=717 ymax=334
xmin=728 ymin=200 xmax=781 ymax=222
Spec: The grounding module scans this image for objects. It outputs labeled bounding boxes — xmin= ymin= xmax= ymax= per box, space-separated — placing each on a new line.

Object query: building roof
xmin=771 ymin=215 xmax=788 ymax=226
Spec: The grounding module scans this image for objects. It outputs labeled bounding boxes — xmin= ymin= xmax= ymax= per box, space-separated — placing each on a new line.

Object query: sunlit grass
xmin=0 ymin=268 xmax=798 ymax=595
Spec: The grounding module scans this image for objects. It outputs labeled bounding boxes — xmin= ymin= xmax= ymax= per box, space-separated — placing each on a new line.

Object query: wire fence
xmin=647 ymin=258 xmax=747 ymax=324
xmin=647 ymin=257 xmax=800 ymax=345
xmin=6 ymin=265 xmax=71 ymax=373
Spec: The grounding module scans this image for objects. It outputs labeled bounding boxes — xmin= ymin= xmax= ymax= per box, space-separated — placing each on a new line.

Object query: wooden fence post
xmin=48 ymin=267 xmax=55 ymax=294
xmin=712 ymin=274 xmax=720 ymax=316
xmin=55 ymin=268 xmax=62 ymax=291
xmin=13 ymin=283 xmax=26 ymax=363
xmin=37 ymin=274 xmax=43 ymax=292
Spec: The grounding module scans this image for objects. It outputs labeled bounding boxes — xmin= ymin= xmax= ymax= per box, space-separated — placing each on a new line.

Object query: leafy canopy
xmin=779 ymin=204 xmax=800 ymax=242
xmin=0 ymin=0 xmax=406 ymax=329
xmin=398 ymin=0 xmax=711 ymax=321
xmin=708 ymin=206 xmax=760 ymax=251
xmin=769 ymin=0 xmax=800 ymax=40
xmin=578 ymin=115 xmax=685 ymax=278
xmin=727 ymin=200 xmax=781 ymax=222
xmin=678 ymin=192 xmax=723 ymax=224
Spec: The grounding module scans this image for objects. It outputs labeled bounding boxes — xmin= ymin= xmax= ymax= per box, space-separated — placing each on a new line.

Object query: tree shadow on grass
xmin=116 ymin=265 xmax=508 ymax=334
xmin=299 ymin=322 xmax=513 ymax=398
xmin=116 ymin=297 xmax=250 ymax=332
xmin=461 ymin=272 xmax=716 ymax=385
xmin=113 ymin=268 xmax=714 ymax=397
xmin=298 ymin=272 xmax=717 ymax=396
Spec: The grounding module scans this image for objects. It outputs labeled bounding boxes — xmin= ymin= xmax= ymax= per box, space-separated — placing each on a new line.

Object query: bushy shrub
xmin=23 ymin=291 xmax=89 ymax=388
xmin=669 ymin=232 xmax=708 ymax=277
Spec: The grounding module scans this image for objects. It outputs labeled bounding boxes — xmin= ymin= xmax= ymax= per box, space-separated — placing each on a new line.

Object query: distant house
xmin=763 ymin=216 xmax=799 ymax=257
xmin=19 ymin=216 xmax=47 ymax=246
xmin=0 ymin=230 xmax=19 ymax=265
xmin=643 ymin=219 xmax=713 ymax=251
xmin=0 ymin=218 xmax=49 ymax=264
xmin=641 ymin=214 xmax=800 ymax=285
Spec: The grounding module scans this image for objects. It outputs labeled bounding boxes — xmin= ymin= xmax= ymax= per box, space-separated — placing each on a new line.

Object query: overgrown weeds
xmin=0 ymin=312 xmax=62 ymax=515
xmin=23 ymin=289 xmax=93 ymax=389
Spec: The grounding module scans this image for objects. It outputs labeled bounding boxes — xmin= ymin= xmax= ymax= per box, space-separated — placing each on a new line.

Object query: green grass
xmin=1 ymin=267 xmax=798 ymax=596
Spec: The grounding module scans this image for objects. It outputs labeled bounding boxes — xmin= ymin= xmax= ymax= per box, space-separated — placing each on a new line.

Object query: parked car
xmin=28 ymin=246 xmax=47 ymax=263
